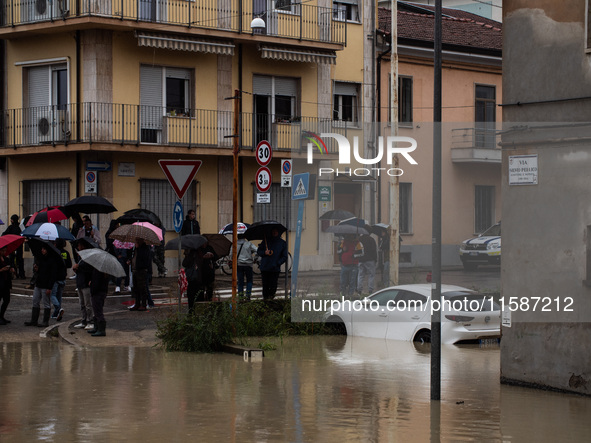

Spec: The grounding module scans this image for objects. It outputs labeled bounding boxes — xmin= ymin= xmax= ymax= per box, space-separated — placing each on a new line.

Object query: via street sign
xmin=173 ymin=201 xmax=184 ymax=233
xmin=291 ymin=173 xmax=309 ymax=200
xmin=159 ymin=159 xmax=203 ymax=200
xmin=255 ymin=166 xmax=272 ymax=193
xmin=86 ymin=161 xmax=112 ymax=171
xmin=256 ymin=140 xmax=272 ymax=166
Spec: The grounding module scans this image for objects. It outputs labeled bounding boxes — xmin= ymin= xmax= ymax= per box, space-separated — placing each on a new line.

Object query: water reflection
xmin=0 ymin=338 xmax=589 ymax=442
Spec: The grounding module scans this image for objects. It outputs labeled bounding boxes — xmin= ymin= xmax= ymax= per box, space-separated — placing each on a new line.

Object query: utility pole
xmin=389 ymin=0 xmax=399 ymax=286
xmin=231 ymin=89 xmax=240 ymax=314
xmin=431 ymin=0 xmax=443 ymax=402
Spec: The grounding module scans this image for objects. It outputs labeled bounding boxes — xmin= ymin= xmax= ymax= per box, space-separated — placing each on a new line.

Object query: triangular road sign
xmin=158 ymin=160 xmax=203 ymax=200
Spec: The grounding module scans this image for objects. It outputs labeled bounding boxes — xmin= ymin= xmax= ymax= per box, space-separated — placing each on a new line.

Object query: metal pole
xmin=178 ymin=225 xmax=182 ymax=311
xmin=232 ymin=89 xmax=240 ymax=313
xmin=431 ymin=0 xmax=443 ymax=402
xmin=389 ymin=0 xmax=399 ymax=286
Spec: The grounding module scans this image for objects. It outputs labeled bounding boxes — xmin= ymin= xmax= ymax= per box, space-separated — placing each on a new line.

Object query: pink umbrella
xmin=132 ymin=222 xmax=163 ymax=241
xmin=113 ymin=239 xmax=135 ymax=249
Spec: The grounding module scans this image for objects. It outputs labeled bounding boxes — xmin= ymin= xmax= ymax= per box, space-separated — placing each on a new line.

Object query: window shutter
xmin=334 ymin=82 xmax=357 ymax=96
xmin=140 ymin=65 xmax=163 ymax=107
xmin=274 ymin=77 xmax=297 ymax=96
xmin=253 ymin=75 xmax=272 ymax=95
xmin=27 ymin=66 xmax=50 ymax=108
xmin=165 ymin=67 xmax=191 ymax=80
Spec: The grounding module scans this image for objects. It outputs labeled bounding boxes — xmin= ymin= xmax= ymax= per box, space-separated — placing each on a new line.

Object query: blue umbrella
xmin=21 ymin=222 xmax=75 ymax=241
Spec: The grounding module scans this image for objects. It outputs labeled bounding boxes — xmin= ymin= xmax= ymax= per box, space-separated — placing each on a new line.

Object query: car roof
xmin=379 ymin=284 xmax=473 ymax=296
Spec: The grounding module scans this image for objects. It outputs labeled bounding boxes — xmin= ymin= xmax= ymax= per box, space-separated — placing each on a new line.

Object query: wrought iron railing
xmin=1 ymin=103 xmax=357 ymax=153
xmin=1 ymin=0 xmax=346 ymax=45
xmin=451 ymin=126 xmax=500 ymax=150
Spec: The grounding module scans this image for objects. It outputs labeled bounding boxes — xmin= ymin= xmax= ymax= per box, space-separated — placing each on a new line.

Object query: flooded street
xmin=1 ymin=336 xmax=589 ymax=442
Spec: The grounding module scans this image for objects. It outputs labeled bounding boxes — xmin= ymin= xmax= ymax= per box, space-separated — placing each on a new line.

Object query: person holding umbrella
xmin=129 ymin=237 xmax=152 ymax=311
xmin=256 ymin=228 xmax=288 ymax=300
xmin=24 ymin=242 xmax=59 ymax=328
xmin=182 ymin=241 xmax=218 ymax=310
xmin=2 ymin=214 xmax=26 ymax=279
xmin=76 ymin=216 xmax=102 ymax=247
xmin=228 ymin=229 xmax=257 ymax=301
xmin=0 ymin=244 xmax=16 ymax=325
xmin=72 ymin=240 xmax=95 ymax=329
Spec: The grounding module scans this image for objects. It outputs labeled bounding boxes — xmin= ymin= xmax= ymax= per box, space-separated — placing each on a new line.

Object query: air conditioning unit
xmin=22 ymin=0 xmax=69 ymax=22
xmin=37 ymin=110 xmax=68 ymax=144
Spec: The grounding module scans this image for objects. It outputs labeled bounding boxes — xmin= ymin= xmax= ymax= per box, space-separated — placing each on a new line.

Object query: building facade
xmin=377 ymin=3 xmax=502 ymax=268
xmin=501 ymin=0 xmax=591 ymax=395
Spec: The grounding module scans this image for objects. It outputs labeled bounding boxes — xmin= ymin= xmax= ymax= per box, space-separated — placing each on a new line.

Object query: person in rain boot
xmin=25 ymin=244 xmax=58 ymax=327
xmin=87 ymin=265 xmax=109 ymax=337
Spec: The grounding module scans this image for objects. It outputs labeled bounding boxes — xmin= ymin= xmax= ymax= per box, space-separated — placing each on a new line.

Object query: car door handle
xmin=379 ymin=313 xmax=388 ymax=318
xmin=411 ymin=316 xmax=421 ymax=320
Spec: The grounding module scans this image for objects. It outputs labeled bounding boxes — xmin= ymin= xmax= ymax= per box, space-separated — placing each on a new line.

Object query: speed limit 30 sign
xmin=256 ymin=166 xmax=272 ymax=193
xmin=256 ymin=140 xmax=272 ymax=166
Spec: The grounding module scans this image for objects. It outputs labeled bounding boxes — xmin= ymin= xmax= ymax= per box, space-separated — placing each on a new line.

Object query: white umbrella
xmin=77 ymin=249 xmax=126 ymax=278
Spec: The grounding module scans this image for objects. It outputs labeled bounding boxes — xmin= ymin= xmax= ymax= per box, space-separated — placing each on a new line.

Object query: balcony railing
xmin=0 ymin=103 xmax=350 ymax=153
xmin=451 ymin=126 xmax=501 ymax=163
xmin=1 ymin=0 xmax=346 ymax=45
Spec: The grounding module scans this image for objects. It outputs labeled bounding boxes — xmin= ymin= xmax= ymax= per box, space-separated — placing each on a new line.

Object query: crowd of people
xmin=0 ymin=206 xmax=296 ymax=328
xmin=336 ymin=230 xmax=390 ymax=296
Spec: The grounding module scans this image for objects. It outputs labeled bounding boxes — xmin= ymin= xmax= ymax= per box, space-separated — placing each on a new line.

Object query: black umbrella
xmin=319 ymin=209 xmax=355 ymax=221
xmin=74 ymin=236 xmax=99 ymax=249
xmin=338 ymin=217 xmax=368 ymax=228
xmin=164 ymin=234 xmax=207 ymax=251
xmin=64 ymin=195 xmax=117 ymax=215
xmin=27 ymin=238 xmax=62 ymax=259
xmin=370 ymin=223 xmax=390 ymax=235
xmin=203 ymin=234 xmax=232 ymax=257
xmin=244 ymin=220 xmax=287 ymax=241
xmin=116 ymin=208 xmax=162 ymax=228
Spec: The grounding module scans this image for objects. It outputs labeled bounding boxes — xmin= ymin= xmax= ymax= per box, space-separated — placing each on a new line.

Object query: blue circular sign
xmin=282 ymin=160 xmax=291 ymax=175
xmin=173 ymin=201 xmax=184 ymax=233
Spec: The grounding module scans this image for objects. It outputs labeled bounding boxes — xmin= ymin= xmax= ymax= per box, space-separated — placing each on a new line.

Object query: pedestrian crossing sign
xmin=292 ymin=173 xmax=309 ymax=200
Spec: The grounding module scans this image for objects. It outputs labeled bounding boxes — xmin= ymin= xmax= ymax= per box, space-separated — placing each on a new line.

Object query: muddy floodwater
xmin=0 ymin=336 xmax=589 ymax=442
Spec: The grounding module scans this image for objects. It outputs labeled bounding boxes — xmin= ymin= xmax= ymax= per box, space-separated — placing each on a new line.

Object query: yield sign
xmin=158 ymin=159 xmax=203 ymax=200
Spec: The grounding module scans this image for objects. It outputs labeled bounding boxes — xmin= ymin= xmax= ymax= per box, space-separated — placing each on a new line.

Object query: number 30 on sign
xmin=256 ymin=166 xmax=272 ymax=193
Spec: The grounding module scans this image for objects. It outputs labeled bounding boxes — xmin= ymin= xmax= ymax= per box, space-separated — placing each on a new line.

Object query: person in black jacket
xmin=0 ymin=245 xmax=16 ymax=325
xmin=129 ymin=238 xmax=152 ymax=311
xmin=24 ymin=244 xmax=58 ymax=328
xmin=50 ymin=239 xmax=72 ymax=321
xmin=180 ymin=209 xmax=200 ymax=236
xmin=2 ymin=214 xmax=25 ymax=279
xmin=257 ymin=229 xmax=288 ymax=300
xmin=87 ymin=266 xmax=110 ymax=337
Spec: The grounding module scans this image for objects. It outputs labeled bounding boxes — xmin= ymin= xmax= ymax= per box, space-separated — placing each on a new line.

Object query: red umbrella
xmin=26 ymin=206 xmax=69 ymax=226
xmin=0 ymin=234 xmax=26 ymax=255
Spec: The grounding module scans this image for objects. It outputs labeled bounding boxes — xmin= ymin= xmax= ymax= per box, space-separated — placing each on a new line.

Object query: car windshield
xmin=481 ymin=223 xmax=501 ymax=237
xmin=442 ymin=291 xmax=500 ymax=312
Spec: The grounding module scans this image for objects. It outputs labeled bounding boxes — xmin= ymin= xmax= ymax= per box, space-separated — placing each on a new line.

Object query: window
xmin=388 ymin=75 xmax=413 ymax=125
xmin=474 ymin=185 xmax=495 ymax=233
xmin=275 ymin=0 xmax=298 ymax=13
xmin=587 ymin=0 xmax=591 ymax=49
xmin=22 ymin=179 xmax=70 ymax=221
xmin=253 ymin=183 xmax=292 ymax=229
xmin=399 ymin=182 xmax=412 ymax=234
xmin=140 ymin=179 xmax=198 ymax=231
xmin=333 ymin=82 xmax=359 ymax=124
xmin=475 ymin=84 xmax=496 ymax=148
xmin=333 ymin=1 xmax=359 ymax=21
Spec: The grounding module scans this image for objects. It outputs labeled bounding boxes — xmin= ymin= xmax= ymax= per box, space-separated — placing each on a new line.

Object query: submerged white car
xmin=459 ymin=222 xmax=501 ymax=270
xmin=323 ymin=284 xmax=501 ymax=345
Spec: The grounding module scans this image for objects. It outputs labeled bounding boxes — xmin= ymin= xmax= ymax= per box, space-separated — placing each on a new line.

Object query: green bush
xmin=156 ymin=299 xmax=340 ymax=353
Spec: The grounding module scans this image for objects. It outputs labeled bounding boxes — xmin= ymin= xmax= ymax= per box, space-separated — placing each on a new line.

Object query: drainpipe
xmin=75 ymin=30 xmax=81 ymax=197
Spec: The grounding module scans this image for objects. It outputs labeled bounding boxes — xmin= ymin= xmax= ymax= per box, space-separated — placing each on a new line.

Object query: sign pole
xmin=178 ymin=222 xmax=182 ymax=311
xmin=290 ymin=173 xmax=309 ymax=297
xmin=232 ymin=89 xmax=240 ymax=314
xmin=173 ymin=200 xmax=184 ymax=312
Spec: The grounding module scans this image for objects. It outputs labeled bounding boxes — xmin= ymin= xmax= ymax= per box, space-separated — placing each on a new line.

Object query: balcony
xmin=0 ymin=0 xmax=346 ymax=47
xmin=0 ymin=103 xmax=346 ymax=154
xmin=451 ymin=126 xmax=501 ymax=164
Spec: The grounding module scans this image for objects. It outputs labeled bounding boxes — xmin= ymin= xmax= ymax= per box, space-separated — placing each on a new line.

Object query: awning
xmin=259 ymin=45 xmax=337 ymax=65
xmin=136 ymin=32 xmax=234 ymax=56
